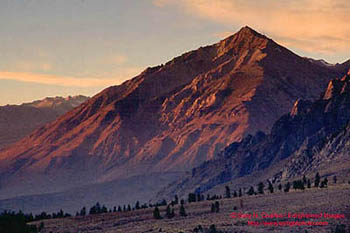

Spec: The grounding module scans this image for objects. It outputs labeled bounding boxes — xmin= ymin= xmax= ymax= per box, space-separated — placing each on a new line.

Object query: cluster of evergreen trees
xmin=193 ymin=224 xmax=222 ymax=233
xmin=152 ymin=203 xmax=187 ymax=219
xmin=75 ymin=200 xmax=152 ymax=217
xmin=188 ymin=192 xmax=207 ymax=202
xmin=0 ymin=210 xmax=40 ymax=233
xmin=34 ymin=209 xmax=71 ymax=221
xmin=184 ymin=172 xmax=340 ymax=206
xmin=241 ymin=172 xmax=333 ymax=196
xmin=223 ymin=186 xmax=243 ymax=198
xmin=153 ymin=192 xmax=224 ymax=220
xmin=0 ymin=208 xmax=72 ymax=227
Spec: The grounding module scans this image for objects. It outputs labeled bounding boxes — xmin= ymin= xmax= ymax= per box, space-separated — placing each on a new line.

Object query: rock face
xmin=159 ymin=70 xmax=350 ymax=198
xmin=0 ymin=27 xmax=344 ymax=198
xmin=0 ymin=95 xmax=89 ymax=150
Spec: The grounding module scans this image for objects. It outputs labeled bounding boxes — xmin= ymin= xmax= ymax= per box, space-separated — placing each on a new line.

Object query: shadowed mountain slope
xmin=157 ymin=70 xmax=350 ymax=199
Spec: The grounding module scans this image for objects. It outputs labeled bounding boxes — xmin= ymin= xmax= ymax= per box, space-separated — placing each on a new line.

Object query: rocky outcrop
xmin=159 ymin=69 xmax=350 ymax=197
xmin=290 ymin=99 xmax=312 ymax=116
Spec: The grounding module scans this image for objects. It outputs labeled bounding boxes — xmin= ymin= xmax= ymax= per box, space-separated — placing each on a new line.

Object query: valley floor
xmin=31 ymin=184 xmax=350 ymax=233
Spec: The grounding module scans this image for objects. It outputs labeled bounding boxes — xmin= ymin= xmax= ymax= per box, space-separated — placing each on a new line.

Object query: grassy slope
xmin=31 ymin=184 xmax=350 ymax=233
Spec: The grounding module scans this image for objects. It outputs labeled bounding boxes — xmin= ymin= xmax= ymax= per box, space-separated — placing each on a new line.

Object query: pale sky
xmin=1 ymin=0 xmax=350 ymax=105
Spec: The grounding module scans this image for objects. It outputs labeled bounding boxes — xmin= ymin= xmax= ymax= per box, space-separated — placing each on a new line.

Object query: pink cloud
xmin=155 ymin=0 xmax=350 ymax=55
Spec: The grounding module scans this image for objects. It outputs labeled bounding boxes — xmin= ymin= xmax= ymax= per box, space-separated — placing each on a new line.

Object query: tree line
xmin=0 ymin=171 xmax=342 ymax=232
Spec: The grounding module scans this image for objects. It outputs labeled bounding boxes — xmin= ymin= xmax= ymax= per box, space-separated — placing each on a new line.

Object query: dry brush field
xmin=29 ymin=183 xmax=350 ymax=233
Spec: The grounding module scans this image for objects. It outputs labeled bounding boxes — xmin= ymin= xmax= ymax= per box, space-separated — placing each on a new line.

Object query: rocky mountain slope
xmin=0 ymin=95 xmax=88 ymax=150
xmin=158 ymin=70 xmax=350 ymax=198
xmin=0 ymin=27 xmax=346 ymax=200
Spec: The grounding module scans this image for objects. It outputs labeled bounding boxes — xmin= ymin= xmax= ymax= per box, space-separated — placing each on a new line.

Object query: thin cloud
xmin=15 ymin=61 xmax=53 ymax=72
xmin=0 ymin=68 xmax=142 ymax=88
xmin=155 ymin=0 xmax=350 ymax=56
xmin=152 ymin=0 xmax=173 ymax=7
xmin=110 ymin=55 xmax=128 ymax=65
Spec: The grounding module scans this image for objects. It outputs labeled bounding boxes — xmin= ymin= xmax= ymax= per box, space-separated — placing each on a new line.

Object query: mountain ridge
xmin=0 ymin=26 xmax=346 ymax=201
xmin=157 ymin=69 xmax=350 ymax=199
xmin=0 ymin=95 xmax=89 ymax=151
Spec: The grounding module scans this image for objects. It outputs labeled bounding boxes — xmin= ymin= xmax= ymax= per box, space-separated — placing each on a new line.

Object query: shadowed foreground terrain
xmin=30 ymin=184 xmax=350 ymax=233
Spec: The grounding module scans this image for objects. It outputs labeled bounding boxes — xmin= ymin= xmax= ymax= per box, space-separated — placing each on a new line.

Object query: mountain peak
xmin=221 ymin=26 xmax=268 ymax=43
xmin=216 ymin=26 xmax=270 ymax=57
xmin=236 ymin=26 xmax=265 ymax=38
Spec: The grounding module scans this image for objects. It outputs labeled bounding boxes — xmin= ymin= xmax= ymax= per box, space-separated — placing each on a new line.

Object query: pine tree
xmin=174 ymin=195 xmax=179 ymax=205
xmin=320 ymin=177 xmax=328 ymax=188
xmin=211 ymin=203 xmax=215 ymax=213
xmin=284 ymin=182 xmax=291 ymax=192
xmin=320 ymin=181 xmax=324 ymax=188
xmin=166 ymin=205 xmax=171 ymax=217
xmin=258 ymin=182 xmax=264 ymax=194
xmin=333 ymin=176 xmax=337 ymax=184
xmin=268 ymin=181 xmax=274 ymax=193
xmin=118 ymin=206 xmax=122 ymax=212
xmin=80 ymin=207 xmax=86 ymax=216
xmin=315 ymin=172 xmax=320 ymax=187
xmin=153 ymin=206 xmax=162 ymax=219
xmin=188 ymin=193 xmax=196 ymax=203
xmin=58 ymin=209 xmax=64 ymax=217
xmin=179 ymin=204 xmax=187 ymax=217
xmin=197 ymin=193 xmax=201 ymax=202
xmin=89 ymin=206 xmax=96 ymax=215
xmin=214 ymin=201 xmax=220 ymax=213
xmin=303 ymin=175 xmax=307 ymax=185
xmin=160 ymin=199 xmax=167 ymax=206
xmin=293 ymin=180 xmax=305 ymax=190
xmin=307 ymin=179 xmax=311 ymax=188
xmin=135 ymin=201 xmax=140 ymax=210
xmin=233 ymin=190 xmax=238 ymax=198
xmin=95 ymin=202 xmax=101 ymax=213
xmin=247 ymin=186 xmax=255 ymax=195
xmin=225 ymin=186 xmax=231 ymax=198
xmin=165 ymin=205 xmax=175 ymax=218
xmin=209 ymin=224 xmax=217 ymax=233
xmin=238 ymin=188 xmax=242 ymax=197
xmin=278 ymin=184 xmax=282 ymax=191
xmin=127 ymin=204 xmax=131 ymax=211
